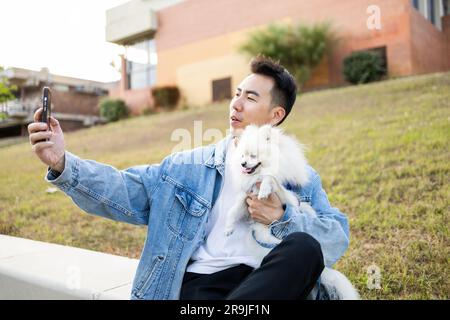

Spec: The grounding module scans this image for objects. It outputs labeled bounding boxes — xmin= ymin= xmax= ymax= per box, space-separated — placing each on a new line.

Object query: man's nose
xmin=232 ymin=99 xmax=243 ymax=112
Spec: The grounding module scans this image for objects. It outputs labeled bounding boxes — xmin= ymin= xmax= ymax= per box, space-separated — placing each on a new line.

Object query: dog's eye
xmin=250 ymin=154 xmax=256 ymax=159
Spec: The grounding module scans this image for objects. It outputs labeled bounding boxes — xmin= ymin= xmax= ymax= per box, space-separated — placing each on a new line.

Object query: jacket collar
xmin=204 ymin=134 xmax=233 ymax=175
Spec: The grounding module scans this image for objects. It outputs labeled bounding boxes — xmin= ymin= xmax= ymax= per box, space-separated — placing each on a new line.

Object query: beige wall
xmin=156 ymin=20 xmax=331 ymax=107
xmin=157 ymin=28 xmax=252 ymax=106
xmin=176 ymin=54 xmax=249 ymax=107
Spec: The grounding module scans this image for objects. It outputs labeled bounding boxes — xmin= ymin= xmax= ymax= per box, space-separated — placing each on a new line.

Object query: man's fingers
xmin=33 ymin=107 xmax=43 ymax=122
xmin=49 ymin=116 xmax=62 ymax=134
xmin=30 ymin=131 xmax=52 ymax=145
xmin=28 ymin=122 xmax=48 ymax=135
xmin=32 ymin=141 xmax=54 ymax=153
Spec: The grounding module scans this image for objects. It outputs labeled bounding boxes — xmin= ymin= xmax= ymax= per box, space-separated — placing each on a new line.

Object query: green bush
xmin=99 ymin=98 xmax=129 ymax=122
xmin=239 ymin=22 xmax=337 ymax=89
xmin=343 ymin=51 xmax=386 ymax=84
xmin=152 ymin=86 xmax=180 ymax=111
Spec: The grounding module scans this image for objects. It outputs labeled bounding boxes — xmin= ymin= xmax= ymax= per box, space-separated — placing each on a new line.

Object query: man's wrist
xmin=50 ymin=153 xmax=65 ymax=173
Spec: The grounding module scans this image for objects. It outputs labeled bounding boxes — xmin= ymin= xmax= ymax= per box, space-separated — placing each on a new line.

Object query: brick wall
xmin=109 ymin=84 xmax=154 ymax=115
xmin=108 ymin=56 xmax=154 ymax=115
xmin=126 ymin=0 xmax=450 ymax=107
xmin=23 ymin=87 xmax=101 ymax=116
xmin=444 ymin=15 xmax=450 ymax=64
xmin=409 ymin=9 xmax=450 ymax=74
xmin=155 ymin=0 xmax=415 ymax=87
xmin=51 ymin=90 xmax=101 ymax=116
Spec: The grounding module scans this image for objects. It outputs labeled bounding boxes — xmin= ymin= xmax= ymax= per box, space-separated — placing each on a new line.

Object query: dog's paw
xmin=224 ymin=227 xmax=234 ymax=237
xmin=257 ymin=184 xmax=272 ymax=199
xmin=224 ymin=222 xmax=235 ymax=236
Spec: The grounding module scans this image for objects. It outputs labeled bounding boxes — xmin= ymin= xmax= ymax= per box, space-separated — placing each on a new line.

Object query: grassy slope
xmin=1 ymin=72 xmax=449 ymax=299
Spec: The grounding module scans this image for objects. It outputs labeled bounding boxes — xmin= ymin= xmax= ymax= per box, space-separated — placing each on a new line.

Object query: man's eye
xmin=248 ymin=97 xmax=256 ymax=102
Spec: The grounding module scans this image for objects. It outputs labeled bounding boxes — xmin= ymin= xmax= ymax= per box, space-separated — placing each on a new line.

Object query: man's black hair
xmin=250 ymin=56 xmax=297 ymax=126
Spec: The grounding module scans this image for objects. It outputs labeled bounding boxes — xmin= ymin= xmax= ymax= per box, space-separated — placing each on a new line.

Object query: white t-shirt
xmin=186 ymin=138 xmax=260 ymax=274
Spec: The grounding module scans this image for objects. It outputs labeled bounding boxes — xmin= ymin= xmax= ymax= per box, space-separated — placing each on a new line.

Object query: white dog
xmin=225 ymin=124 xmax=360 ymax=300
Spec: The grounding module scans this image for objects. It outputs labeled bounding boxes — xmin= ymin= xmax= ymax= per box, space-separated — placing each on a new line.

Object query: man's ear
xmin=271 ymin=106 xmax=286 ymax=126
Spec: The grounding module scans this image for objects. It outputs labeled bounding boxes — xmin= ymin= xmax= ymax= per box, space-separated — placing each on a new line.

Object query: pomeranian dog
xmin=225 ymin=124 xmax=360 ymax=300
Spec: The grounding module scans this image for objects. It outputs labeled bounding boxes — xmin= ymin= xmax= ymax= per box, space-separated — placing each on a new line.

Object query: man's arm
xmin=269 ymin=172 xmax=350 ymax=268
xmin=45 ymin=150 xmax=162 ymax=225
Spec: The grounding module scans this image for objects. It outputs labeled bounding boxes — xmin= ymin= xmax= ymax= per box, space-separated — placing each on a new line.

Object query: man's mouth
xmin=242 ymin=162 xmax=261 ymax=174
xmin=230 ymin=115 xmax=241 ymax=123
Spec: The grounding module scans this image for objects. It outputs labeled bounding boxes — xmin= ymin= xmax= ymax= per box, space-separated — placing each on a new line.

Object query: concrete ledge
xmin=0 ymin=235 xmax=138 ymax=300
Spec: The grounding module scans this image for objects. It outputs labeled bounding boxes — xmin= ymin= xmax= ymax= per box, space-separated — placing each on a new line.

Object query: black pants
xmin=180 ymin=232 xmax=325 ymax=300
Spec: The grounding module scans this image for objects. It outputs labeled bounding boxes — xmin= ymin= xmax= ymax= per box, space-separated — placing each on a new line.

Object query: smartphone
xmin=41 ymin=86 xmax=51 ymax=125
xmin=40 ymin=86 xmax=52 ymax=142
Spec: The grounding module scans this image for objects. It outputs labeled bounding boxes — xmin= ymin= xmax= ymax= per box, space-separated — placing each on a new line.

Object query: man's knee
xmin=282 ymin=232 xmax=324 ymax=267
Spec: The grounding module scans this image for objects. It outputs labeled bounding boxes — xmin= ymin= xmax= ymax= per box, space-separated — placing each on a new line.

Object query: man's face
xmin=229 ymin=73 xmax=282 ymax=136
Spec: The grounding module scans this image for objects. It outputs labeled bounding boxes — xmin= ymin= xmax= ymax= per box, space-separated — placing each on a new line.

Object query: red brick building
xmin=106 ymin=0 xmax=450 ymax=112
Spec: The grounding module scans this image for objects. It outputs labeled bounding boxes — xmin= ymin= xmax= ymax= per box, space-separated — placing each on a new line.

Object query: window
xmin=212 ymin=77 xmax=232 ymax=102
xmin=411 ymin=0 xmax=419 ymax=10
xmin=125 ymin=39 xmax=157 ymax=90
xmin=427 ymin=0 xmax=436 ymax=24
xmin=366 ymin=46 xmax=388 ymax=75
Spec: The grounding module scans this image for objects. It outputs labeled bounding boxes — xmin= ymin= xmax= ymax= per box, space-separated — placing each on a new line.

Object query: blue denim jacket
xmin=45 ymin=134 xmax=349 ymax=300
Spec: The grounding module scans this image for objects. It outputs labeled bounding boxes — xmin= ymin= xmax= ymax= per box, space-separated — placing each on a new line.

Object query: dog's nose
xmin=241 ymin=161 xmax=247 ymax=167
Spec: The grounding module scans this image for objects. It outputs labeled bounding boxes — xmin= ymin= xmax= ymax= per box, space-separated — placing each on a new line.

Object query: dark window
xmin=428 ymin=0 xmax=436 ymax=25
xmin=367 ymin=46 xmax=388 ymax=74
xmin=212 ymin=77 xmax=232 ymax=102
xmin=445 ymin=0 xmax=449 ymax=15
xmin=411 ymin=0 xmax=419 ymax=10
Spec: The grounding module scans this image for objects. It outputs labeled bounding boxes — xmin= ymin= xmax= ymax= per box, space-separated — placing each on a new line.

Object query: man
xmin=28 ymin=56 xmax=349 ymax=300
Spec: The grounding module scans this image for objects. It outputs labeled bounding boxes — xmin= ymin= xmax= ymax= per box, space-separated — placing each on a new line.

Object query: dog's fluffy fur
xmin=225 ymin=124 xmax=360 ymax=300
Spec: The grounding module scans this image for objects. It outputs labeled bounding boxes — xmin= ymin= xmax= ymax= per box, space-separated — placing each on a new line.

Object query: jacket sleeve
xmin=44 ymin=150 xmax=162 ymax=225
xmin=269 ymin=171 xmax=350 ymax=267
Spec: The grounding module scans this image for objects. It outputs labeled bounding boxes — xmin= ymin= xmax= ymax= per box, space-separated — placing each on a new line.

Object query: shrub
xmin=99 ymin=98 xmax=129 ymax=122
xmin=239 ymin=22 xmax=337 ymax=89
xmin=343 ymin=51 xmax=386 ymax=84
xmin=152 ymin=86 xmax=180 ymax=111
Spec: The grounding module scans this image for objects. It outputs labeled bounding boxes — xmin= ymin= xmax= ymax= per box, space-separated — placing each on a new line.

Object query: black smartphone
xmin=41 ymin=86 xmax=51 ymax=125
xmin=40 ymin=86 xmax=52 ymax=142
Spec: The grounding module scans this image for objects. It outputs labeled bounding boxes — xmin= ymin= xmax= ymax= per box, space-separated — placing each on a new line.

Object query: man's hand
xmin=28 ymin=107 xmax=66 ymax=172
xmin=246 ymin=191 xmax=285 ymax=225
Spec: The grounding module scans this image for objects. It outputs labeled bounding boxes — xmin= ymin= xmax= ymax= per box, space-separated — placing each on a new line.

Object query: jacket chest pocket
xmin=167 ymin=186 xmax=208 ymax=241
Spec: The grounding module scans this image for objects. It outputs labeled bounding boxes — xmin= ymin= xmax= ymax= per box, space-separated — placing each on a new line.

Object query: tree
xmin=0 ymin=66 xmax=17 ymax=103
xmin=240 ymin=22 xmax=337 ymax=89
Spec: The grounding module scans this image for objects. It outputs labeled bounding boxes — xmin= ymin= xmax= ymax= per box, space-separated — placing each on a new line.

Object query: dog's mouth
xmin=242 ymin=162 xmax=261 ymax=175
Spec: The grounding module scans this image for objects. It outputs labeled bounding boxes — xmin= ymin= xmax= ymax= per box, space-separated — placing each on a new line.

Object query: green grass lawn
xmin=1 ymin=72 xmax=449 ymax=299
